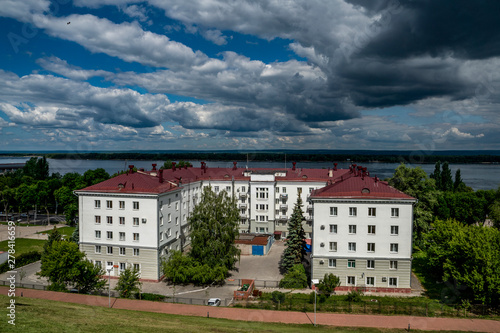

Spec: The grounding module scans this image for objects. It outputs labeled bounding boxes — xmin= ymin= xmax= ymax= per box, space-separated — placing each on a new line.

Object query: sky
xmin=0 ymin=0 xmax=499 ymax=152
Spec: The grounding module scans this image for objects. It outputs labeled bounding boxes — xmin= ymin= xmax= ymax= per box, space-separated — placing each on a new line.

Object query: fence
xmin=232 ymin=297 xmax=500 ymax=318
xmin=226 ymin=279 xmax=280 ymax=288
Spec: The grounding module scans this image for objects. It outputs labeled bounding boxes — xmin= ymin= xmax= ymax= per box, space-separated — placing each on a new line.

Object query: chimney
xmin=184 ymin=164 xmax=188 ymax=169
xmin=357 ymin=166 xmax=362 ymax=177
xmin=292 ymin=162 xmax=296 ymax=171
xmin=352 ymin=164 xmax=357 ymax=176
xmin=374 ymin=176 xmax=378 ymax=183
xmin=233 ymin=161 xmax=237 ymax=170
xmin=152 ymin=163 xmax=157 ymax=171
xmin=159 ymin=169 xmax=164 ymax=183
xmin=328 ymin=168 xmax=333 ymax=178
xmin=172 ymin=162 xmax=176 ymax=171
xmin=129 ymin=165 xmax=134 ymax=174
xmin=334 ymin=163 xmax=338 ymax=171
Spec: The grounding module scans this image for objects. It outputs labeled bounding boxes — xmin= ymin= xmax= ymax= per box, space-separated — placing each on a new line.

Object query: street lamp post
xmin=107 ymin=266 xmax=113 ymax=308
xmin=311 ymin=279 xmax=319 ymax=327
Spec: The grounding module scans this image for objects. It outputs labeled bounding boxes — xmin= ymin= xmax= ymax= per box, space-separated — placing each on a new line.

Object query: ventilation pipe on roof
xmin=152 ymin=163 xmax=157 ymax=171
xmin=292 ymin=162 xmax=296 ymax=171
xmin=159 ymin=169 xmax=164 ymax=183
xmin=172 ymin=162 xmax=176 ymax=171
xmin=334 ymin=162 xmax=338 ymax=171
xmin=233 ymin=161 xmax=237 ymax=170
xmin=184 ymin=164 xmax=188 ymax=169
xmin=129 ymin=165 xmax=134 ymax=174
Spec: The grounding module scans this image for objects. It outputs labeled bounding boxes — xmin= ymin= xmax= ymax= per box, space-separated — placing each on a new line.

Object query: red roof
xmin=235 ymin=234 xmax=270 ymax=245
xmin=310 ymin=173 xmax=415 ymax=200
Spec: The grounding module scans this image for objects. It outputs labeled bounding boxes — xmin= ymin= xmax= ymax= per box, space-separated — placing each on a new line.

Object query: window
xmin=168 ymin=198 xmax=171 ymax=207
xmin=119 ymin=232 xmax=125 ymax=241
xmin=107 ymin=216 xmax=113 ymax=224
xmin=95 ymin=200 xmax=101 ymax=208
xmin=119 ymin=217 xmax=125 ymax=225
xmin=107 ymin=261 xmax=113 ymax=268
xmin=367 ymin=260 xmax=375 ymax=269
xmin=214 ymin=186 xmax=219 ymax=192
xmin=133 ymin=248 xmax=139 ymax=256
xmin=95 ymin=261 xmax=102 ymax=268
xmin=242 ymin=186 xmax=246 ymax=192
xmin=133 ymin=233 xmax=139 ymax=241
xmin=175 ymin=202 xmax=179 ymax=210
xmin=160 ymin=217 xmax=164 ymax=226
xmin=256 ymin=187 xmax=269 ymax=199
xmin=368 ymin=225 xmax=376 ymax=234
xmin=133 ymin=263 xmax=140 ymax=271
xmin=133 ymin=201 xmax=139 ymax=210
xmin=175 ymin=217 xmax=179 ymax=225
xmin=366 ymin=277 xmax=375 ymax=286
xmin=107 ymin=200 xmax=112 ymax=209
xmin=368 ymin=207 xmax=376 ymax=216
xmin=95 ymin=216 xmax=101 ymax=224
xmin=95 ymin=245 xmax=101 ymax=254
xmin=347 ymin=276 xmax=356 ymax=285
xmin=367 ymin=243 xmax=375 ymax=252
xmin=328 ymin=259 xmax=336 ymax=268
xmin=389 ymin=277 xmax=398 ymax=287
xmin=349 ymin=207 xmax=357 ymax=216
xmin=347 ymin=260 xmax=356 ymax=268
xmin=95 ymin=230 xmax=101 ymax=239
xmin=348 ymin=242 xmax=356 ymax=252
xmin=107 ymin=231 xmax=113 ymax=240
xmin=226 ymin=186 xmax=231 ymax=192
xmin=167 ymin=228 xmax=171 ymax=237
xmin=107 ymin=246 xmax=113 ymax=255
xmin=175 ymin=231 xmax=179 ymax=239
xmin=160 ymin=232 xmax=164 ymax=241
xmin=390 ymin=243 xmax=399 ymax=253
xmin=329 ymin=242 xmax=337 ymax=252
xmin=329 ymin=224 xmax=337 ymax=234
xmin=390 ymin=260 xmax=398 ymax=270
xmin=168 ymin=213 xmax=171 ymax=222
xmin=391 ymin=208 xmax=399 ymax=217
xmin=348 ymin=225 xmax=357 ymax=234
xmin=275 ymin=187 xmax=279 ymax=193
xmin=391 ymin=226 xmax=399 ymax=235
xmin=119 ymin=201 xmax=125 ymax=209
xmin=119 ymin=247 xmax=126 ymax=255
xmin=282 ymin=187 xmax=286 ymax=193
xmin=120 ymin=262 xmax=126 ymax=271
xmin=330 ymin=207 xmax=337 ymax=216
xmin=133 ymin=217 xmax=139 ymax=226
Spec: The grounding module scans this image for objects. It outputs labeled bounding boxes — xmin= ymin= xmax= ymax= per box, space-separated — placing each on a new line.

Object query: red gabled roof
xmin=310 ymin=174 xmax=415 ymax=200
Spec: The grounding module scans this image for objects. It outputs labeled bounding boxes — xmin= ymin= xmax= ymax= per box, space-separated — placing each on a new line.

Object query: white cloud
xmin=37 ymin=56 xmax=111 ymax=80
xmin=441 ymin=127 xmax=484 ymax=139
xmin=201 ymin=29 xmax=228 ymax=45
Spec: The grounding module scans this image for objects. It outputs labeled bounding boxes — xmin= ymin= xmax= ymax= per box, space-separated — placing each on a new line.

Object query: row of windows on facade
xmin=95 ymin=231 xmax=140 ymax=241
xmin=95 ymin=245 xmax=140 ymax=256
xmin=327 ymin=224 xmax=399 ymax=235
xmin=330 ymin=207 xmax=399 ymax=217
xmin=327 ymin=258 xmax=399 ymax=270
xmin=95 ymin=200 xmax=140 ymax=210
xmin=343 ymin=275 xmax=398 ymax=287
xmin=327 ymin=242 xmax=399 ymax=253
xmin=94 ymin=260 xmax=140 ymax=273
xmin=95 ymin=214 xmax=185 ymax=226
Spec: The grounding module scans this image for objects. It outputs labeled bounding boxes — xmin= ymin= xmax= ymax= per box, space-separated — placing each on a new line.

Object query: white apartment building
xmin=76 ymin=162 xmax=415 ymax=288
xmin=310 ymin=166 xmax=416 ymax=293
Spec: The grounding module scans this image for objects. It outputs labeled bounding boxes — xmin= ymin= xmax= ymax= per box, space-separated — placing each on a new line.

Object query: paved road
xmin=1 ymin=287 xmax=498 ymax=332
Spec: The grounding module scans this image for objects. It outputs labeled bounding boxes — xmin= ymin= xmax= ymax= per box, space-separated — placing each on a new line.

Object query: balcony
xmin=306 ymin=216 xmax=313 ymax=221
xmin=280 ymin=204 xmax=288 ymax=210
xmin=277 ymin=215 xmax=288 ymax=221
xmin=239 ymin=192 xmax=247 ymax=198
xmin=307 ymin=205 xmax=313 ymax=211
xmin=239 ymin=203 xmax=247 ymax=209
xmin=279 ymin=193 xmax=288 ymax=200
xmin=240 ymin=214 xmax=248 ymax=219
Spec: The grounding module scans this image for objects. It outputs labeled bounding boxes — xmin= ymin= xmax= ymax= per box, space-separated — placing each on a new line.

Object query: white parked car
xmin=207 ymin=298 xmax=221 ymax=306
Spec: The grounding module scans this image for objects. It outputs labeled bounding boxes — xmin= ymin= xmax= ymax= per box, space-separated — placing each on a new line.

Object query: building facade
xmin=310 ymin=166 xmax=416 ymax=292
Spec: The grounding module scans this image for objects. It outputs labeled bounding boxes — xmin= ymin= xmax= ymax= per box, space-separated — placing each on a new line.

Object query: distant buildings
xmin=76 ymin=162 xmax=415 ymax=292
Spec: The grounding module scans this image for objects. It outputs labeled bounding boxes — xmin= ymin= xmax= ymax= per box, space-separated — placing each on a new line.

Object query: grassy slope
xmin=0 ymin=294 xmax=458 ymax=333
xmin=0 ymin=239 xmax=46 ymax=256
xmin=36 ymin=226 xmax=76 ymax=239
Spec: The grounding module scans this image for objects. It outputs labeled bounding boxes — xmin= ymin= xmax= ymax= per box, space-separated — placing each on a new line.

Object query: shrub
xmin=279 ymin=264 xmax=308 ymax=289
xmin=271 ymin=291 xmax=286 ymax=304
xmin=345 ymin=289 xmax=363 ymax=302
xmin=0 ymin=251 xmax=41 ymax=274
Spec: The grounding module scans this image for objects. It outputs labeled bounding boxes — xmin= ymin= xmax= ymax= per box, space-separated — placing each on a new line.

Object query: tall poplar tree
xmin=281 ymin=194 xmax=306 ymax=273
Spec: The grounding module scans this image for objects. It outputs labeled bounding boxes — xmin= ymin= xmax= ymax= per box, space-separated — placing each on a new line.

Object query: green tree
xmin=83 ymin=168 xmax=110 ymax=187
xmin=316 ymin=273 xmax=341 ymax=297
xmin=71 ymin=225 xmax=79 ymax=244
xmin=188 ymin=186 xmax=240 ymax=270
xmin=54 ymin=186 xmax=78 ymax=224
xmin=23 ymin=157 xmax=49 ymax=181
xmin=115 ymin=265 xmax=142 ymax=298
xmin=453 ymin=169 xmax=466 ymax=192
xmin=281 ymin=194 xmax=306 ymax=273
xmin=279 ymin=264 xmax=308 ymax=289
xmin=35 ymin=181 xmax=52 ymax=225
xmin=15 ymin=183 xmax=37 ymax=222
xmin=441 ymin=162 xmax=453 ymax=192
xmin=43 ymin=227 xmax=62 ymax=252
xmin=430 ymin=161 xmax=442 ymax=190
xmin=0 ymin=186 xmax=15 ymax=222
xmin=75 ymin=259 xmax=107 ymax=294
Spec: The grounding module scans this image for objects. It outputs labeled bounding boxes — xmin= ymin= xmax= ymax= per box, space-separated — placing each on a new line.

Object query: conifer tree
xmin=281 ymin=194 xmax=306 ymax=273
xmin=441 ymin=161 xmax=453 ymax=191
xmin=430 ymin=161 xmax=442 ymax=190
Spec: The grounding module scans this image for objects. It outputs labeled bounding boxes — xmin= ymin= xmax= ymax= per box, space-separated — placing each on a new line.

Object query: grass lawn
xmin=0 ymin=238 xmax=45 ymax=256
xmin=36 ymin=226 xmax=76 ymax=239
xmin=0 ymin=294 xmax=461 ymax=333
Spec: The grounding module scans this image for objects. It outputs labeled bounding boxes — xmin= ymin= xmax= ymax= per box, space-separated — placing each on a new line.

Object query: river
xmin=1 ymin=157 xmax=499 ymax=191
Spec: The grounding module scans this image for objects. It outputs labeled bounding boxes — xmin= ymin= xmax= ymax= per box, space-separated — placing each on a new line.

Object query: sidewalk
xmin=1 ymin=287 xmax=498 ymax=332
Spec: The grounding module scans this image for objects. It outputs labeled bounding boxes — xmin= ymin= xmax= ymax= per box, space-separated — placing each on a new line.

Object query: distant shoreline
xmin=1 ymin=151 xmax=500 ymax=164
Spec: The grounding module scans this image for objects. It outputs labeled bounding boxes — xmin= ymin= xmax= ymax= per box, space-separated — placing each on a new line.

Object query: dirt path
xmin=1 ymin=287 xmax=498 ymax=332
